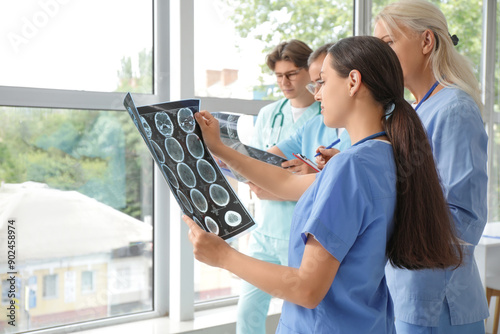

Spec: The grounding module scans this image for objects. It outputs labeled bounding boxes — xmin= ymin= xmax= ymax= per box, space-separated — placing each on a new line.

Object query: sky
xmin=0 ymin=0 xmax=267 ymax=99
xmin=0 ymin=0 xmax=152 ymax=92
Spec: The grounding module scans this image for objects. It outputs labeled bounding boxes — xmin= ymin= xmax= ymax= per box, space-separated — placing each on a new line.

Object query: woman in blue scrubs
xmin=183 ymin=36 xmax=463 ymax=333
xmin=374 ymin=1 xmax=488 ymax=333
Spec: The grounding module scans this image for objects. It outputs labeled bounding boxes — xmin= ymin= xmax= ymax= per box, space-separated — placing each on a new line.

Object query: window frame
xmin=0 ymin=0 xmax=169 ymax=332
xmin=42 ymin=274 xmax=58 ymax=299
xmin=81 ymin=271 xmax=96 ymax=294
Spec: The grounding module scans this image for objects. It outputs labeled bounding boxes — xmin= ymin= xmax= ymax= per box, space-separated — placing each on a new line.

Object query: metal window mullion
xmin=354 ymin=0 xmax=372 ymax=36
xmin=153 ymin=0 xmax=171 ymax=319
xmin=168 ymin=0 xmax=195 ymax=323
xmin=481 ymin=0 xmax=497 ymax=223
xmin=0 ymin=86 xmax=164 ymax=111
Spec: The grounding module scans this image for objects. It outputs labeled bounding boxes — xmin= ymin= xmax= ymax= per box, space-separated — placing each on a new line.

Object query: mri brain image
xmin=124 ymin=93 xmax=257 ymax=240
xmin=178 ymin=108 xmax=196 ymax=133
xmin=155 ymin=112 xmax=174 ymax=137
xmin=177 ymin=163 xmax=196 ymax=188
xmin=186 ymin=133 xmax=204 ymax=158
xmin=165 ymin=137 xmax=185 ymax=162
xmin=225 ymin=115 xmax=238 ymax=139
xmin=193 ymin=216 xmax=205 ymax=231
xmin=140 ymin=116 xmax=152 ymax=138
xmin=162 ymin=164 xmax=179 ymax=189
xmin=196 ymin=159 xmax=217 ymax=183
xmin=190 ymin=188 xmax=208 ymax=213
xmin=177 ymin=190 xmax=193 ymax=214
xmin=150 ymin=140 xmax=165 ymax=163
xmin=224 ymin=211 xmax=242 ymax=227
xmin=209 ymin=184 xmax=230 ymax=207
xmin=205 ymin=216 xmax=220 ymax=235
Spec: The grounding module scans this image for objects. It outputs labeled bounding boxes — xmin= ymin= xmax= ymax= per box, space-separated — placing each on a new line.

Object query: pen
xmin=483 ymin=235 xmax=500 ymax=240
xmin=314 ymin=138 xmax=341 ymax=157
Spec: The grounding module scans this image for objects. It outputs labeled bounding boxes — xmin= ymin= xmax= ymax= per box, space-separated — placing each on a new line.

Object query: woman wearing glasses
xmin=237 ymin=39 xmax=323 ymax=334
xmin=267 ymin=43 xmax=351 ymax=166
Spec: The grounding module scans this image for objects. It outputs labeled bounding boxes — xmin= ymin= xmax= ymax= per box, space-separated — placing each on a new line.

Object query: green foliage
xmin=224 ymin=0 xmax=353 ymax=98
xmin=0 ymin=48 xmax=155 ymax=220
xmin=116 ymin=49 xmax=153 ymax=94
xmin=226 ymin=0 xmax=353 ymax=53
xmin=373 ymin=0 xmax=482 ymax=79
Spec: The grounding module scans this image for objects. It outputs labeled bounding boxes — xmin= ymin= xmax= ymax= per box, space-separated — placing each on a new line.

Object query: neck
xmin=407 ymin=71 xmax=443 ymax=103
xmin=344 ymin=99 xmax=385 ymax=145
xmin=290 ymin=91 xmax=315 ymax=108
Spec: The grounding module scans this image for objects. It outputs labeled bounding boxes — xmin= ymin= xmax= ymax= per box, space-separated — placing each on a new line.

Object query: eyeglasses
xmin=306 ymin=80 xmax=324 ymax=95
xmin=275 ymin=68 xmax=303 ymax=82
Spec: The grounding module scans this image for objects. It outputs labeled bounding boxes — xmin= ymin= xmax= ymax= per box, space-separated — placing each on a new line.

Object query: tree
xmin=227 ymin=0 xmax=483 ymax=99
xmin=0 ymin=49 xmax=154 ymax=219
xmin=224 ymin=0 xmax=353 ymax=99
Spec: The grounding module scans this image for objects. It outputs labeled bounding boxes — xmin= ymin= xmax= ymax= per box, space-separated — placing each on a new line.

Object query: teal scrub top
xmin=251 ymin=98 xmax=320 ymax=239
xmin=277 ymin=114 xmax=351 ymax=161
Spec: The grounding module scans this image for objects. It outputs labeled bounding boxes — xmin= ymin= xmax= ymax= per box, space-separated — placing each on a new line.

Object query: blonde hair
xmin=375 ymin=0 xmax=482 ymax=112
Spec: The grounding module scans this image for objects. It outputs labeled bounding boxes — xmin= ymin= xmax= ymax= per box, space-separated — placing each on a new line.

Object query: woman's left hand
xmin=182 ymin=215 xmax=232 ymax=268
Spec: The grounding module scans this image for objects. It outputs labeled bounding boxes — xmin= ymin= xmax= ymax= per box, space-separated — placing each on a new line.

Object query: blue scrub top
xmin=251 ymin=98 xmax=321 ymax=239
xmin=277 ymin=140 xmax=396 ymax=334
xmin=385 ymin=87 xmax=489 ymax=326
xmin=276 ymin=114 xmax=351 ymax=160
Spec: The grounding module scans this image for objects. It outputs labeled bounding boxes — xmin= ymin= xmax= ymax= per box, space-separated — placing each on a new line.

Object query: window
xmin=43 ymin=274 xmax=58 ymax=299
xmin=194 ymin=0 xmax=353 ymax=100
xmin=0 ymin=1 xmax=498 ymax=333
xmin=1 ymin=279 xmax=13 ymax=305
xmin=0 ymin=0 xmax=153 ymax=93
xmin=81 ymin=271 xmax=95 ymax=294
xmin=489 ymin=3 xmax=500 ymax=222
xmin=193 ymin=0 xmax=354 ymax=306
xmin=0 ymin=106 xmax=154 ymax=331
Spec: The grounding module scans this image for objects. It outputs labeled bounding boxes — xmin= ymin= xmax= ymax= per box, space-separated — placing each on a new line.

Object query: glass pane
xmin=497 ymin=2 xmax=500 ymax=113
xmin=194 ymin=114 xmax=257 ymax=303
xmin=372 ymin=0 xmax=482 ymax=82
xmin=0 ymin=1 xmax=153 ymax=93
xmin=489 ymin=124 xmax=500 ymax=222
xmin=194 ymin=0 xmax=353 ymax=100
xmin=0 ymin=107 xmax=153 ymax=333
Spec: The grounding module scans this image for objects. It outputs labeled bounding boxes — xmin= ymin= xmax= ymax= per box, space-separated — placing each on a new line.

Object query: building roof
xmin=0 ymin=182 xmax=152 ymax=263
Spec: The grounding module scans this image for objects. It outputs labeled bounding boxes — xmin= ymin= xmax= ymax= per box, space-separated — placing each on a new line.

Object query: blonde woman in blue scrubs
xmin=374 ymin=1 xmax=488 ymax=333
xmin=183 ymin=36 xmax=463 ymax=333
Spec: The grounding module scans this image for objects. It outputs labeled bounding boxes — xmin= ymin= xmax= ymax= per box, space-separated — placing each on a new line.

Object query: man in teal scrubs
xmin=236 ymin=40 xmax=320 ymax=334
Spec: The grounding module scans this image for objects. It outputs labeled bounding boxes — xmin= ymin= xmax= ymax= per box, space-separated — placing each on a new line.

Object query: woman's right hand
xmin=315 ymin=146 xmax=339 ymax=170
xmin=195 ymin=110 xmax=225 ymax=155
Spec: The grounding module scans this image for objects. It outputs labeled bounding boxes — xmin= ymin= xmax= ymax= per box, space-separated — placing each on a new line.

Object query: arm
xmin=184 ymin=215 xmax=339 ymax=309
xmin=430 ymin=102 xmax=488 ymax=244
xmin=315 ymin=146 xmax=340 ymax=170
xmin=196 ymin=111 xmax=315 ymax=201
xmin=247 ymin=182 xmax=288 ymax=201
xmin=268 ymin=145 xmax=318 ymax=175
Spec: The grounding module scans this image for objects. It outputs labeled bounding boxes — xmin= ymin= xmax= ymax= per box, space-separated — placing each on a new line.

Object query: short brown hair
xmin=266 ymin=40 xmax=313 ymax=72
xmin=308 ymin=43 xmax=335 ymax=66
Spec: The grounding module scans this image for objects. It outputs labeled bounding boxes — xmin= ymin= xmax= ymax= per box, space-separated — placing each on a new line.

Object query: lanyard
xmin=415 ymin=81 xmax=439 ymax=111
xmin=353 ymin=131 xmax=387 ymax=147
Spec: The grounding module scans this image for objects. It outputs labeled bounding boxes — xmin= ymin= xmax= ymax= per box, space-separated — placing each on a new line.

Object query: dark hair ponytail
xmin=329 ymin=37 xmax=462 ymax=269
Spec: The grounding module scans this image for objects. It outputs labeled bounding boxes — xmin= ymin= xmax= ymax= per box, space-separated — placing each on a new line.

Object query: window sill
xmin=75 ymin=299 xmax=283 ymax=334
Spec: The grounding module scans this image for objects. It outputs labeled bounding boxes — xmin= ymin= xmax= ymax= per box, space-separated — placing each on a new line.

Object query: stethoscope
xmin=266 ymin=99 xmax=287 ymax=148
xmin=266 ymin=99 xmax=322 ymax=148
